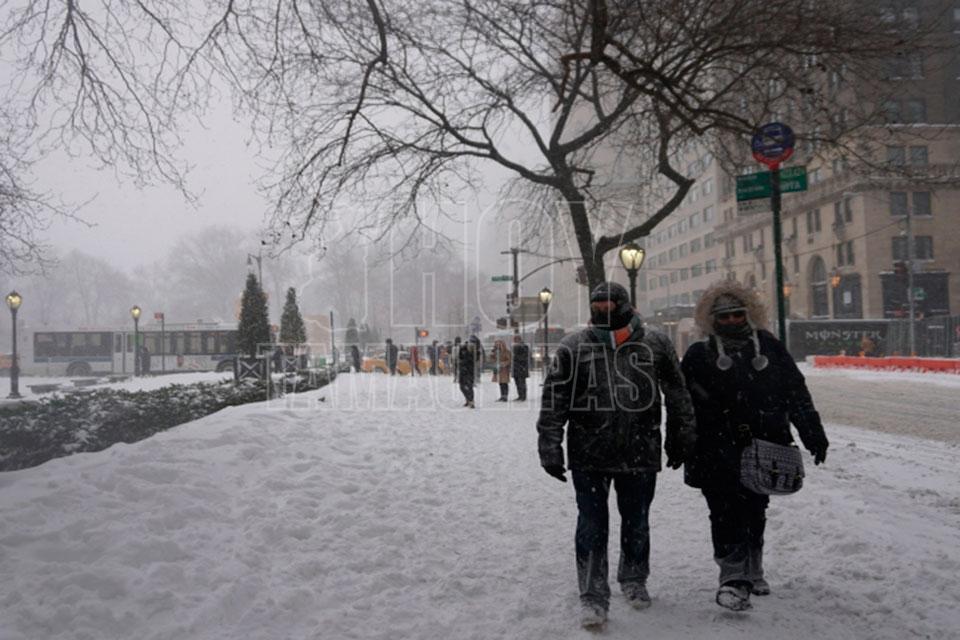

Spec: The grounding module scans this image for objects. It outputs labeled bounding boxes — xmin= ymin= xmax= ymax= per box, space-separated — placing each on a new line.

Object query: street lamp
xmin=830 ymin=273 xmax=842 ymax=289
xmin=539 ymin=287 xmax=553 ymax=368
xmin=6 ymin=291 xmax=22 ymax=399
xmin=782 ymin=282 xmax=793 ymax=298
xmin=130 ymin=305 xmax=141 ymax=376
xmin=618 ymin=243 xmax=646 ymax=307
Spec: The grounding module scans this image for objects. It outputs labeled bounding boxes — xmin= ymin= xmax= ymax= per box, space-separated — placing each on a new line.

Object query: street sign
xmin=736 ymin=167 xmax=807 ymax=201
xmin=736 ymin=198 xmax=769 ymax=216
xmin=751 ymin=122 xmax=795 ymax=167
xmin=491 ymin=275 xmax=512 ymax=282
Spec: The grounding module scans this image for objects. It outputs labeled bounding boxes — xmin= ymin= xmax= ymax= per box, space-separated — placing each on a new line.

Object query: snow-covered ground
xmin=1 ymin=372 xmax=958 ymax=639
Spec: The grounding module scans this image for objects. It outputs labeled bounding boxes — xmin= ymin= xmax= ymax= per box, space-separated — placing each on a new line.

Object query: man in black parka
xmin=537 ymin=282 xmax=696 ymax=629
xmin=681 ymin=280 xmax=828 ymax=611
xmin=511 ymin=334 xmax=530 ymax=400
xmin=385 ymin=338 xmax=398 ymax=375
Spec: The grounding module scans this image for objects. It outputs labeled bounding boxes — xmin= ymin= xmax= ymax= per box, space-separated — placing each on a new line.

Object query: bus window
xmin=202 ymin=332 xmax=217 ymax=354
xmin=127 ymin=333 xmax=135 ymax=352
xmin=218 ymin=331 xmax=237 ymax=354
xmin=145 ymin=333 xmax=161 ymax=353
xmin=34 ymin=332 xmax=55 ymax=358
xmin=186 ymin=332 xmax=202 ymax=354
xmin=114 ymin=333 xmax=123 ymax=353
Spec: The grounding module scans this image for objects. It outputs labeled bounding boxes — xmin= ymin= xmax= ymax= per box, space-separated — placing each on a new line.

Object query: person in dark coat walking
xmin=470 ymin=335 xmax=485 ymax=386
xmin=511 ymin=335 xmax=530 ymax=400
xmin=429 ymin=340 xmax=439 ymax=375
xmin=537 ymin=282 xmax=697 ymax=629
xmin=349 ymin=344 xmax=362 ymax=373
xmin=457 ymin=336 xmax=476 ymax=407
xmin=681 ymin=280 xmax=829 ymax=612
xmin=139 ymin=344 xmax=151 ymax=375
xmin=385 ymin=339 xmax=399 ymax=375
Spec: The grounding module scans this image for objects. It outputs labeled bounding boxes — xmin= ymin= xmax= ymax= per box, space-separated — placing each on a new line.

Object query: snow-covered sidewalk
xmin=1 ymin=373 xmax=958 ymax=639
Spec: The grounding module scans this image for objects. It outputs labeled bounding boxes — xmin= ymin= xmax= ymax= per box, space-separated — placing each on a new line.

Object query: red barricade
xmin=812 ymin=355 xmax=960 ymax=374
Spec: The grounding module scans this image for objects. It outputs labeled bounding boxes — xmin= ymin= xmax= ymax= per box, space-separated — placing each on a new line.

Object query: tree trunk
xmin=561 ymin=186 xmax=606 ymax=292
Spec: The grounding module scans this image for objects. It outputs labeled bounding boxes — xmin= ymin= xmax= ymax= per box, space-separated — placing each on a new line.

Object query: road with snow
xmin=801 ymin=364 xmax=960 ymax=443
xmin=1 ymin=370 xmax=959 ymax=639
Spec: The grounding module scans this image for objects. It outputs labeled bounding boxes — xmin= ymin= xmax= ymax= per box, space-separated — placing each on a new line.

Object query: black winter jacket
xmin=512 ymin=343 xmax=530 ymax=379
xmin=681 ymin=330 xmax=828 ymax=489
xmin=536 ymin=320 xmax=696 ymax=473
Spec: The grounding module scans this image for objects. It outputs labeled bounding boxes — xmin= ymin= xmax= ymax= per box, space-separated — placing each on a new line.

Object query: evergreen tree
xmin=279 ymin=287 xmax=307 ymax=345
xmin=237 ymin=273 xmax=271 ymax=357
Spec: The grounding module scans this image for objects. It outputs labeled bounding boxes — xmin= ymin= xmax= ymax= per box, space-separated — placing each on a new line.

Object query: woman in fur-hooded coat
xmin=680 ymin=280 xmax=829 ymax=611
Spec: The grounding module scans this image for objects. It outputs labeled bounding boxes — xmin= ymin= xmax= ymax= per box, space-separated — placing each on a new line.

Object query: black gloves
xmin=665 ymin=431 xmax=696 ymax=470
xmin=543 ymin=464 xmax=567 ymax=482
xmin=810 ymin=443 xmax=828 ymax=466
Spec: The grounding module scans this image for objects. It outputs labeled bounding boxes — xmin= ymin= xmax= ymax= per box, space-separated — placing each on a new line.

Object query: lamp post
xmin=130 ymin=305 xmax=141 ymax=376
xmin=618 ymin=243 xmax=646 ymax=307
xmin=6 ymin=291 xmax=22 ymax=399
xmin=538 ymin=287 xmax=552 ymax=369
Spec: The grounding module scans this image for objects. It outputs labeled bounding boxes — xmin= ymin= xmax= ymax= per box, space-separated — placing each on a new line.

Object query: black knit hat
xmin=589 ymin=281 xmax=631 ymax=306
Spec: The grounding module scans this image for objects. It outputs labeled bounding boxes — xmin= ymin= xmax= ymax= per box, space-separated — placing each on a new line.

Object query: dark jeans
xmin=572 ymin=470 xmax=657 ymax=609
xmin=513 ymin=376 xmax=527 ymax=400
xmin=701 ymin=487 xmax=769 ymax=587
xmin=459 ymin=378 xmax=474 ymax=402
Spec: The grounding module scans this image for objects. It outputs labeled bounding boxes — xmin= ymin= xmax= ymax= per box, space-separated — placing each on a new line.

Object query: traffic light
xmin=418 ymin=329 xmax=429 ymax=338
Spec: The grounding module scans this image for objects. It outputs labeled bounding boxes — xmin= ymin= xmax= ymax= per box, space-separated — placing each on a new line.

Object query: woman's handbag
xmin=740 ymin=437 xmax=804 ymax=495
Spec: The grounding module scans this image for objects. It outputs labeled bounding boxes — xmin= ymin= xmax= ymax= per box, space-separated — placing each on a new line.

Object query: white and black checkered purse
xmin=740 ymin=438 xmax=805 ymax=495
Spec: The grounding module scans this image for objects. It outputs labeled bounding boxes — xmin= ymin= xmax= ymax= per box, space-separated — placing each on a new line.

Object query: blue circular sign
xmin=751 ymin=122 xmax=795 ymax=166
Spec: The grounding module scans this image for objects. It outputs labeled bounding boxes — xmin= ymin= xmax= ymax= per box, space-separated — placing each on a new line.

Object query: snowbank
xmin=1 ymin=374 xmax=958 ymax=639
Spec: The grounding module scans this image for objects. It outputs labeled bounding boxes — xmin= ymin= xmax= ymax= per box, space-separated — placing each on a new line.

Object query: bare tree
xmin=0 ymin=1 xmax=931 ymax=288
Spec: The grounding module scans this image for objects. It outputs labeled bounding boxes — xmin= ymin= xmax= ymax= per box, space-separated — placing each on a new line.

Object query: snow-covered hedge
xmin=0 ymin=370 xmax=335 ymax=472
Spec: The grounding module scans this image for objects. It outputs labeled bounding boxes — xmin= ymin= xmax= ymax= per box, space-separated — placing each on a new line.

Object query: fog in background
xmin=1 ymin=101 xmax=603 ymax=341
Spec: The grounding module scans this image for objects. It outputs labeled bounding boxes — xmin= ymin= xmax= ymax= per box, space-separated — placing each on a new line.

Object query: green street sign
xmin=491 ymin=275 xmax=512 ymax=282
xmin=735 ymin=167 xmax=807 ymax=201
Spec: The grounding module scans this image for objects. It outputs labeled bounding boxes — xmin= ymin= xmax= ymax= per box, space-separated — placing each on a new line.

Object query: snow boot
xmin=466 ymin=400 xmax=475 ymax=408
xmin=579 ymin=602 xmax=607 ymax=630
xmin=716 ymin=581 xmax=752 ymax=611
xmin=750 ymin=577 xmax=770 ymax=596
xmin=622 ymin=582 xmax=652 ymax=609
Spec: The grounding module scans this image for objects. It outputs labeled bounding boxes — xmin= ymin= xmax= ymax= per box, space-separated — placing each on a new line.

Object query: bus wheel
xmin=67 ymin=361 xmax=92 ymax=376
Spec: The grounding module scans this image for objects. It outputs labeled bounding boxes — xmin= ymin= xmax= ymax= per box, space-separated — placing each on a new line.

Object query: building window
xmin=883 ymin=100 xmax=901 ymax=123
xmin=670 ymin=271 xmax=678 ymax=284
xmin=760 ymin=261 xmax=767 ymax=281
xmin=723 ymin=207 xmax=735 ymax=222
xmin=846 ymin=241 xmax=855 ymax=265
xmin=833 ymin=201 xmax=845 ymax=227
xmin=725 ymin=240 xmax=736 ymax=259
xmin=680 ymin=268 xmax=689 ymax=281
xmin=893 ymin=236 xmax=934 ymax=260
xmin=810 ymin=256 xmax=830 ymax=317
xmin=702 ymin=178 xmax=714 ymax=197
xmin=689 ymin=212 xmax=700 ymax=229
xmin=889 ymin=192 xmax=908 ymax=216
xmin=844 ymin=197 xmax=853 ymax=223
xmin=704 ymin=232 xmax=715 ymax=248
xmin=886 ymin=145 xmax=906 ymax=165
xmin=913 ymin=191 xmax=931 ymax=216
xmin=691 ymin=263 xmax=703 ymax=278
xmin=649 ymin=278 xmax=657 ymax=290
xmin=793 ymin=254 xmax=800 ymax=275
xmin=659 ymin=275 xmax=669 ymax=287
xmin=806 ymin=209 xmax=821 ymax=233
xmin=703 ymin=205 xmax=715 ymax=223
xmin=690 ymin=237 xmax=702 ymax=253
xmin=669 ymin=247 xmax=678 ymax=261
xmin=679 ymin=243 xmax=688 ymax=258
xmin=705 ymin=259 xmax=717 ymax=274
xmin=909 ymin=146 xmax=928 ymax=166
xmin=904 ymin=98 xmax=927 ymax=123
xmin=742 ymin=234 xmax=754 ymax=252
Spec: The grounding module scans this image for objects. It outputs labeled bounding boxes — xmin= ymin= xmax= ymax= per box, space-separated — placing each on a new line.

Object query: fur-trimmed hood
xmin=693 ymin=280 xmax=770 ymax=337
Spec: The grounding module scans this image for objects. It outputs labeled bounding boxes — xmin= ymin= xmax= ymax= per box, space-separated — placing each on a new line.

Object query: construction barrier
xmin=812 ymin=355 xmax=960 ymax=374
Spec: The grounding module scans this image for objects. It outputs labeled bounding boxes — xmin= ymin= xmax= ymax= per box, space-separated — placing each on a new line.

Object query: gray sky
xmin=40 ymin=107 xmax=272 ymax=271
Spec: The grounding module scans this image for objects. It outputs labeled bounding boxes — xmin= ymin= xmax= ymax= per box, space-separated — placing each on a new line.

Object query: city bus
xmin=23 ymin=322 xmax=239 ymax=377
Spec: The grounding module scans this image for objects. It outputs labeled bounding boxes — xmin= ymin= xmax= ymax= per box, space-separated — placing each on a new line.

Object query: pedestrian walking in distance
xmin=511 ymin=335 xmax=530 ymax=401
xmin=350 ymin=344 xmax=362 ymax=373
xmin=536 ymin=282 xmax=696 ymax=630
xmin=385 ymin=338 xmax=398 ymax=375
xmin=457 ymin=336 xmax=476 ymax=408
xmin=492 ymin=338 xmax=511 ymax=401
xmin=681 ymin=280 xmax=829 ymax=612
xmin=451 ymin=337 xmax=461 ymax=383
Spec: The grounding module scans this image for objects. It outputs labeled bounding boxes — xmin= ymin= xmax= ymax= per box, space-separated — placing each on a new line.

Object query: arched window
xmin=809 ymin=256 xmax=829 ymax=317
